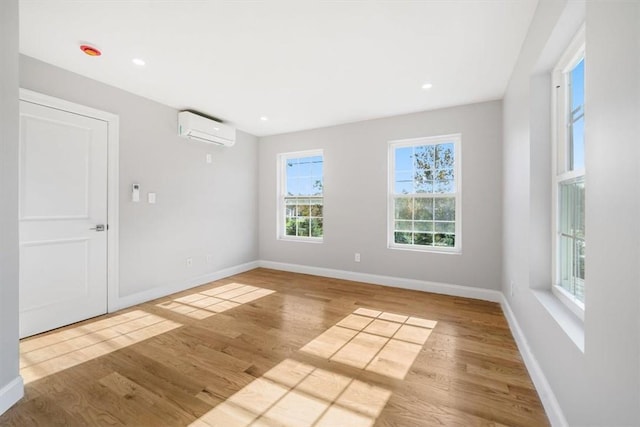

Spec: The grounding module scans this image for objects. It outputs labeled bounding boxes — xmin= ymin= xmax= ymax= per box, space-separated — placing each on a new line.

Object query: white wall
xmin=0 ymin=0 xmax=24 ymax=415
xmin=20 ymin=55 xmax=259 ymax=307
xmin=259 ymin=101 xmax=503 ymax=291
xmin=503 ymin=0 xmax=640 ymax=424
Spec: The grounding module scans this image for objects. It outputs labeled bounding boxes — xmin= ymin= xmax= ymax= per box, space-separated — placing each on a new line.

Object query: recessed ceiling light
xmin=421 ymin=83 xmax=433 ymax=90
xmin=260 ymin=116 xmax=268 ymax=121
xmin=132 ymin=58 xmax=146 ymax=66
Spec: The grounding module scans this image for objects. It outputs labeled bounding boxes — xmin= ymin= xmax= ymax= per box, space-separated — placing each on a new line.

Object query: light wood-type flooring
xmin=0 ymin=268 xmax=549 ymax=426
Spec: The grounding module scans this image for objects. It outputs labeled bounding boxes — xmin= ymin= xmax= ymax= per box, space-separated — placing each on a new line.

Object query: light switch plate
xmin=148 ymin=192 xmax=156 ymax=204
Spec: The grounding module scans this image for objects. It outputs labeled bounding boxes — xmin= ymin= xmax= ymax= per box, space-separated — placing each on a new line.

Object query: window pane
xmin=415 ymin=179 xmax=433 ymax=194
xmin=414 ymin=145 xmax=435 ymax=171
xmin=414 ymin=145 xmax=434 ymax=193
xmin=434 ymin=233 xmax=455 ymax=247
xmin=285 ymin=218 xmax=296 ymax=236
xmin=310 ymin=203 xmax=323 ymax=217
xmin=570 ymin=58 xmax=585 ymax=171
xmin=310 ymin=218 xmax=323 ymax=237
xmin=559 ymin=234 xmax=574 ymax=293
xmin=286 ymin=201 xmax=296 ymax=217
xmin=436 ymin=143 xmax=455 ymax=169
xmin=571 ymin=59 xmax=584 ymax=110
xmin=434 ymin=198 xmax=455 ymax=221
xmin=434 ymin=180 xmax=454 ymax=194
xmin=434 ymin=222 xmax=455 ymax=233
xmin=395 ymin=198 xmax=413 ymax=220
xmin=414 ymin=221 xmax=433 ymax=232
xmin=414 ymin=233 xmax=433 ymax=246
xmin=571 ymin=115 xmax=585 ymax=171
xmin=296 ymin=218 xmax=310 ymax=237
xmin=414 ymin=197 xmax=433 ymax=220
xmin=311 ymin=178 xmax=323 ymax=196
xmin=395 ymin=220 xmax=413 ymax=231
xmin=394 ymin=231 xmax=412 ymax=244
xmin=286 ymin=158 xmax=301 ymax=177
xmin=395 ymin=170 xmax=413 ymax=194
xmin=310 ymin=156 xmax=323 ymax=177
xmin=395 ymin=147 xmax=413 ymax=171
xmin=296 ymin=203 xmax=310 ymax=217
xmin=286 ymin=178 xmax=298 ymax=196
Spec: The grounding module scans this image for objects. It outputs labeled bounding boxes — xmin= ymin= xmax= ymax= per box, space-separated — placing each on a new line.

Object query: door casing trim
xmin=19 ymin=88 xmax=120 ymax=314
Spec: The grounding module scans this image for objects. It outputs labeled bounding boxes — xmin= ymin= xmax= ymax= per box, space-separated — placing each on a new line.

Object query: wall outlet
xmin=206 ymin=154 xmax=212 ymax=164
xmin=354 ymin=252 xmax=361 ymax=262
xmin=510 ymin=280 xmax=515 ymax=297
xmin=186 ymin=257 xmax=193 ymax=268
xmin=206 ymin=254 xmax=213 ymax=264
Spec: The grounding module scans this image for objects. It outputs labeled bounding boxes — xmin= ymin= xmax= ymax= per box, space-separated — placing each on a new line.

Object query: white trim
xmin=501 ymin=295 xmax=569 ymax=427
xmin=109 ymin=261 xmax=260 ymax=311
xmin=0 ymin=376 xmax=24 ymax=416
xmin=18 ymin=89 xmax=120 ymax=319
xmin=258 ymin=260 xmax=501 ymax=302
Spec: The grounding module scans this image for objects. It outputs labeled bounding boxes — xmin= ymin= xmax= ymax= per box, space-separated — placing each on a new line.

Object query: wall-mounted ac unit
xmin=178 ymin=111 xmax=236 ymax=147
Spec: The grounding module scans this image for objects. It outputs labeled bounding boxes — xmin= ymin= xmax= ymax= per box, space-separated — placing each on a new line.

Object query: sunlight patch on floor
xmin=156 ymin=283 xmax=275 ymax=320
xmin=20 ymin=310 xmax=181 ymax=384
xmin=301 ymin=308 xmax=437 ymax=379
xmin=192 ymin=359 xmax=391 ymax=427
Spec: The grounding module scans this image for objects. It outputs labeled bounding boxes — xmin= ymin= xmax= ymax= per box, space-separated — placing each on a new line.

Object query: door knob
xmin=90 ymin=224 xmax=106 ymax=232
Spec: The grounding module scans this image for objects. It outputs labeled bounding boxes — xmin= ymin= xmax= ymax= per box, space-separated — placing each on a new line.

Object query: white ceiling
xmin=19 ymin=1 xmax=538 ymax=137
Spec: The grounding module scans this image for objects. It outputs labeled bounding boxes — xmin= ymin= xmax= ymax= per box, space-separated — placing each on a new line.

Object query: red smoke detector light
xmin=80 ymin=44 xmax=101 ymax=57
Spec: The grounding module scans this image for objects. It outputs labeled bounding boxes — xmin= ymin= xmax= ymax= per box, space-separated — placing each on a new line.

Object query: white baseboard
xmin=0 ymin=376 xmax=24 ymax=416
xmin=109 ymin=261 xmax=260 ymax=312
xmin=500 ymin=296 xmax=568 ymax=427
xmin=258 ymin=260 xmax=502 ymax=303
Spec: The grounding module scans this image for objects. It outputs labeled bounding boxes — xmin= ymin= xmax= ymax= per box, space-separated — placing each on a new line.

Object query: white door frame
xmin=19 ymin=88 xmax=120 ymax=313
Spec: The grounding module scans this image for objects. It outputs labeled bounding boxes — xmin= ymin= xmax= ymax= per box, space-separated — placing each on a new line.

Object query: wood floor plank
xmin=0 ymin=268 xmax=549 ymax=426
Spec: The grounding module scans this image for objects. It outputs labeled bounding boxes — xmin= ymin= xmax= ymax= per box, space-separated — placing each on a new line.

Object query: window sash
xmin=551 ymin=26 xmax=585 ymax=316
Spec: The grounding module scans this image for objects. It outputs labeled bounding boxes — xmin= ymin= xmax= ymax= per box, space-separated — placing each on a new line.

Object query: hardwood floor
xmin=0 ymin=268 xmax=549 ymax=426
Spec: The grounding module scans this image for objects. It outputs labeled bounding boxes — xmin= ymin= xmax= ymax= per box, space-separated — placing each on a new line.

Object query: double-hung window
xmin=553 ymin=28 xmax=585 ymax=317
xmin=388 ymin=135 xmax=461 ymax=252
xmin=278 ymin=150 xmax=324 ymax=241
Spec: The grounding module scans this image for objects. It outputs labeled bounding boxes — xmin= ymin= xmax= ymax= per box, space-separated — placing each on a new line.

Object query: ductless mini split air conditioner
xmin=178 ymin=111 xmax=236 ymax=147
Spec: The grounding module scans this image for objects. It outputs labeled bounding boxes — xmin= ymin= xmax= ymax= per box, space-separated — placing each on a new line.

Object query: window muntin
xmin=389 ymin=135 xmax=461 ymax=252
xmin=553 ymin=28 xmax=585 ymax=314
xmin=278 ymin=151 xmax=323 ymax=241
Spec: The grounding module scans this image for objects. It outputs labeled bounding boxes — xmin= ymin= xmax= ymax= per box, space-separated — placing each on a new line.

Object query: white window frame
xmin=388 ymin=134 xmax=462 ymax=254
xmin=551 ymin=26 xmax=585 ymax=320
xmin=277 ymin=149 xmax=324 ymax=243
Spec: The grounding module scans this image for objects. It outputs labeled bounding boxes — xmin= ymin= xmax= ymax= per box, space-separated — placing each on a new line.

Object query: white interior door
xmin=19 ymin=100 xmax=108 ymax=338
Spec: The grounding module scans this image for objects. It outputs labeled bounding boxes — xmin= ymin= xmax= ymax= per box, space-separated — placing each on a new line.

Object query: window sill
xmin=388 ymin=245 xmax=461 ymax=255
xmin=278 ymin=236 xmax=323 ymax=244
xmin=532 ymin=289 xmax=584 ymax=352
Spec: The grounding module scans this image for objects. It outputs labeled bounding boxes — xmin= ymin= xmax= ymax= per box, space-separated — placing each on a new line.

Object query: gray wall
xmin=0 ymin=0 xmax=23 ymax=414
xmin=503 ymin=0 xmax=640 ymax=424
xmin=20 ymin=55 xmax=259 ymax=303
xmin=259 ymin=101 xmax=503 ymax=290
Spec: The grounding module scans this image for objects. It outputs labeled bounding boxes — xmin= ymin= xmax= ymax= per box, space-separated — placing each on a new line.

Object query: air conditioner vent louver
xmin=178 ymin=111 xmax=236 ymax=146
